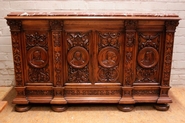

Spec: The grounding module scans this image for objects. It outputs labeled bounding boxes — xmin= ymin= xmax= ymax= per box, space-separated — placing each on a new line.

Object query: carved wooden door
xmin=22 ymin=20 xmax=53 ymax=86
xmin=135 ymin=31 xmax=163 ymax=86
xmin=64 ymin=31 xmax=93 ymax=84
xmin=94 ymin=31 xmax=124 ymax=84
xmin=63 ymin=20 xmax=124 ymax=85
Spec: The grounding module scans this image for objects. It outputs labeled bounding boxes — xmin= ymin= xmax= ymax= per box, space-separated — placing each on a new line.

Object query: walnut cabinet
xmin=5 ymin=12 xmax=180 ymax=112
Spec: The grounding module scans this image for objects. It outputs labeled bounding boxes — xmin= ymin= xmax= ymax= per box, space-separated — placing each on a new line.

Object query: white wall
xmin=0 ymin=0 xmax=185 ymax=86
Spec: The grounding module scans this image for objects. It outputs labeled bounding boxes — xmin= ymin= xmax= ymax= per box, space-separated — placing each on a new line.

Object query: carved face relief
xmin=67 ymin=46 xmax=89 ymax=68
xmin=98 ymin=47 xmax=120 ymax=68
xmin=137 ymin=47 xmax=159 ymax=68
xmin=27 ymin=47 xmax=48 ymax=68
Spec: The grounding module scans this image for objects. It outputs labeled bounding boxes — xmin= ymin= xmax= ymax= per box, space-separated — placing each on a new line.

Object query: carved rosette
xmin=97 ymin=32 xmax=121 ymax=83
xmin=135 ymin=33 xmax=161 ymax=83
xmin=66 ymin=32 xmax=90 ymax=83
xmin=26 ymin=32 xmax=50 ymax=83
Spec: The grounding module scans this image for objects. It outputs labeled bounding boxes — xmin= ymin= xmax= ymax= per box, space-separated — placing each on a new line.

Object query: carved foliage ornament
xmin=12 ymin=32 xmax=22 ymax=86
xmin=53 ymin=31 xmax=61 ymax=47
xmin=124 ymin=32 xmax=135 ymax=86
xmin=28 ymin=67 xmax=50 ymax=82
xmin=68 ymin=65 xmax=89 ymax=83
xmin=165 ymin=20 xmax=179 ymax=31
xmin=98 ymin=66 xmax=119 ymax=83
xmin=7 ymin=20 xmax=22 ymax=30
xmin=163 ymin=33 xmax=174 ymax=86
xmin=98 ymin=32 xmax=120 ymax=50
xmin=138 ymin=33 xmax=160 ymax=51
xmin=67 ymin=32 xmax=90 ymax=51
xmin=136 ymin=65 xmax=157 ymax=83
xmin=26 ymin=32 xmax=48 ymax=50
xmin=125 ymin=20 xmax=138 ymax=30
xmin=55 ymin=51 xmax=62 ymax=85
xmin=65 ymin=90 xmax=120 ymax=96
xmin=50 ymin=20 xmax=63 ymax=30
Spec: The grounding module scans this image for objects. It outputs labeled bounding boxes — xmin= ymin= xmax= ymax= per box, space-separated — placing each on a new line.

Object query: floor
xmin=0 ymin=86 xmax=185 ymax=123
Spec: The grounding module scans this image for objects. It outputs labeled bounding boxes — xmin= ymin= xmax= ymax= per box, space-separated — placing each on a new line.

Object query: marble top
xmin=5 ymin=11 xmax=180 ymax=20
xmin=6 ymin=11 xmax=179 ymax=17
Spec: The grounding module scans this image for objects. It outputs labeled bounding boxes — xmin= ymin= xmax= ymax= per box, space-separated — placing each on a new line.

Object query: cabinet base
xmin=154 ymin=104 xmax=170 ymax=111
xmin=117 ymin=104 xmax=134 ymax=112
xmin=51 ymin=104 xmax=68 ymax=112
xmin=15 ymin=104 xmax=31 ymax=112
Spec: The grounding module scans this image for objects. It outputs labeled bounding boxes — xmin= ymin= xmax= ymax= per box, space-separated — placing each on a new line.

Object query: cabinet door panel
xmin=23 ymin=31 xmax=53 ymax=85
xmin=63 ymin=31 xmax=93 ymax=84
xmin=94 ymin=31 xmax=124 ymax=84
xmin=134 ymin=31 xmax=164 ymax=85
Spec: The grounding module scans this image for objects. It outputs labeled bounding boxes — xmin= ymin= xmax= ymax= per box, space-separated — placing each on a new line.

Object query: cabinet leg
xmin=51 ymin=104 xmax=68 ymax=112
xmin=154 ymin=104 xmax=170 ymax=111
xmin=15 ymin=104 xmax=31 ymax=112
xmin=117 ymin=104 xmax=134 ymax=112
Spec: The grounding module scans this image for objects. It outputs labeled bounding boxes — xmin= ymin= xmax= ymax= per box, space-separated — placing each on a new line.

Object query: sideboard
xmin=5 ymin=12 xmax=180 ymax=112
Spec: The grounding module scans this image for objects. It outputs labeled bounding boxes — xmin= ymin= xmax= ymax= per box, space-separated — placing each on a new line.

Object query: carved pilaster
xmin=158 ymin=20 xmax=179 ymax=104
xmin=162 ymin=20 xmax=179 ymax=86
xmin=124 ymin=20 xmax=137 ymax=86
xmin=120 ymin=20 xmax=137 ymax=104
xmin=50 ymin=20 xmax=67 ymax=104
xmin=50 ymin=20 xmax=63 ymax=86
xmin=7 ymin=20 xmax=24 ymax=86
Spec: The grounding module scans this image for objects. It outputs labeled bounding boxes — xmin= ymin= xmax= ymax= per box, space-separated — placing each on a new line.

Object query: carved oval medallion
xmin=67 ymin=46 xmax=89 ymax=68
xmin=27 ymin=47 xmax=48 ymax=68
xmin=98 ymin=47 xmax=120 ymax=68
xmin=137 ymin=47 xmax=159 ymax=68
